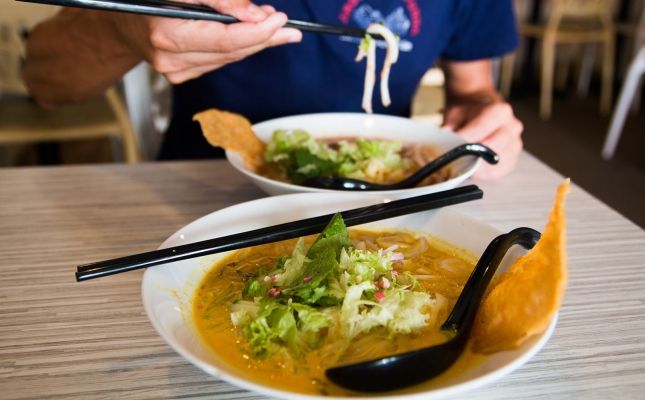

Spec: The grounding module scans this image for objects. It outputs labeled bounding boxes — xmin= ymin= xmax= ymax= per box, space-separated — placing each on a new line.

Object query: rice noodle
xmin=355 ymin=34 xmax=376 ymax=113
xmin=356 ymin=23 xmax=399 ymax=113
xmin=367 ymin=23 xmax=399 ymax=107
xmin=412 ymin=274 xmax=437 ymax=281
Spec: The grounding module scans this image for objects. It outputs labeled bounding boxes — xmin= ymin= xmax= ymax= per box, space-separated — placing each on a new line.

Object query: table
xmin=1 ymin=152 xmax=644 ymax=399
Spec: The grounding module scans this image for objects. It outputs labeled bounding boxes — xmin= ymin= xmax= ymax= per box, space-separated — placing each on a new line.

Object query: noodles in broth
xmin=193 ymin=221 xmax=478 ymax=395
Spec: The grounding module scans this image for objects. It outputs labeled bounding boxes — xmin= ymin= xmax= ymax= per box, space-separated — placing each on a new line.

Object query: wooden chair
xmin=503 ymin=0 xmax=616 ymax=119
xmin=411 ymin=67 xmax=445 ymax=127
xmin=499 ymin=53 xmax=516 ymax=99
xmin=0 ymin=19 xmax=141 ymax=164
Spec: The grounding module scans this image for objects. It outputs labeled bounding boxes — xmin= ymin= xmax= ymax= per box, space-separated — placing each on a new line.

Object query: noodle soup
xmin=193 ymin=224 xmax=478 ymax=396
xmin=260 ymin=130 xmax=452 ymax=187
xmin=223 ymin=113 xmax=481 ymax=198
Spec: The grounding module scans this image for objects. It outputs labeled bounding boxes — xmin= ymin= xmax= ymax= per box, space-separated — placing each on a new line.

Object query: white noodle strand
xmin=356 ymin=24 xmax=399 ymax=113
xmin=356 ymin=36 xmax=376 ymax=113
xmin=367 ymin=24 xmax=399 ymax=107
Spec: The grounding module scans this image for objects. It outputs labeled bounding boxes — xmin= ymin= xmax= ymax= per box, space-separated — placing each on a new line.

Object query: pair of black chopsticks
xmin=16 ymin=0 xmax=383 ymax=39
xmin=76 ymin=185 xmax=483 ymax=281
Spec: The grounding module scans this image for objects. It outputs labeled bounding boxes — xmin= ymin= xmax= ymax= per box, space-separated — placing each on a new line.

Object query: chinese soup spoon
xmin=302 ymin=143 xmax=499 ymax=191
xmin=325 ymin=226 xmax=541 ymax=392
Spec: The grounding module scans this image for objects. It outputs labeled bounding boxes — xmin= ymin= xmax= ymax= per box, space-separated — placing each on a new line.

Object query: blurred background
xmin=1 ymin=0 xmax=644 ymax=227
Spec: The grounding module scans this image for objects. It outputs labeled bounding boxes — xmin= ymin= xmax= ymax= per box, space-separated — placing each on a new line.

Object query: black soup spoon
xmin=325 ymin=227 xmax=541 ymax=392
xmin=302 ymin=143 xmax=499 ymax=191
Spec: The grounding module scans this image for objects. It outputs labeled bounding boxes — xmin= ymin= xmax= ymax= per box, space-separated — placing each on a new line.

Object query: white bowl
xmin=225 ymin=113 xmax=481 ymax=198
xmin=142 ymin=193 xmax=556 ymax=400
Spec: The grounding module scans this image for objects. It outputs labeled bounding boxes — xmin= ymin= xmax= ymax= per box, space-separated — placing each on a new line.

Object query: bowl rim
xmin=142 ymin=191 xmax=555 ymax=400
xmin=225 ymin=112 xmax=482 ymax=196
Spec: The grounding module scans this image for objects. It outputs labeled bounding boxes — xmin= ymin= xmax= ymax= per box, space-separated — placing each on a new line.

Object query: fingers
xmin=142 ymin=8 xmax=301 ymax=83
xmin=165 ymin=64 xmax=222 ymax=84
xmin=160 ymin=42 xmax=267 ymax=82
xmin=441 ymin=106 xmax=467 ymax=131
xmin=471 ymin=116 xmax=524 ymax=180
xmin=267 ymin=27 xmax=302 ymax=47
xmin=473 ymin=136 xmax=522 ymax=180
xmin=151 ymin=12 xmax=292 ymax=53
xmin=158 ymin=26 xmax=301 ymax=83
xmin=445 ymin=100 xmax=523 ymax=180
xmin=455 ymin=102 xmax=515 ymax=143
xmin=477 ymin=117 xmax=523 ymax=152
xmin=115 ymin=1 xmax=302 ymax=84
xmin=201 ymin=0 xmax=268 ymax=22
xmin=220 ymin=14 xmax=299 ymax=49
xmin=259 ymin=4 xmax=276 ymax=13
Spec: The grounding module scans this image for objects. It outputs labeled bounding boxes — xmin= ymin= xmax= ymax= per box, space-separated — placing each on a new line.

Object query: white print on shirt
xmin=340 ymin=5 xmax=414 ymax=52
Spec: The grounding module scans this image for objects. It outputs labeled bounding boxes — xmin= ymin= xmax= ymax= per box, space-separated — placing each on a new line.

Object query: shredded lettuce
xmin=339 ymin=247 xmax=393 ymax=285
xmin=340 ymin=285 xmax=434 ymax=339
xmin=243 ymin=301 xmax=294 ymax=358
xmin=292 ymin=303 xmax=333 ymax=349
xmin=337 ymin=138 xmax=406 ymax=180
xmin=264 ymin=129 xmax=338 ymax=182
xmin=359 ymin=34 xmax=372 ymax=54
xmin=231 ymin=213 xmax=436 ymax=359
xmin=273 ymin=238 xmax=308 ymax=287
xmin=388 ymin=290 xmax=434 ymax=334
xmin=230 ymin=300 xmax=260 ymax=327
xmin=239 ymin=300 xmax=333 ymax=358
xmin=243 ymin=279 xmax=269 ymax=299
xmin=340 ymin=280 xmax=377 ymax=338
xmin=264 ymin=130 xmax=410 ymax=183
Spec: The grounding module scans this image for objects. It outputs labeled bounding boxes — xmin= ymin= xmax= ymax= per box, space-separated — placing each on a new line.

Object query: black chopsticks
xmin=16 ymin=0 xmax=381 ymax=39
xmin=75 ymin=185 xmax=483 ymax=281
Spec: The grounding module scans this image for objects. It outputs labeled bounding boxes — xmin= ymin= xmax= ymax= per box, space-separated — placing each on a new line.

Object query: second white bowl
xmin=225 ymin=113 xmax=481 ymax=198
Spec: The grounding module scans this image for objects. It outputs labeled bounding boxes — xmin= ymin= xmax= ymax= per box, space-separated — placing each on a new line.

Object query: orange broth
xmin=192 ymin=229 xmax=480 ymax=396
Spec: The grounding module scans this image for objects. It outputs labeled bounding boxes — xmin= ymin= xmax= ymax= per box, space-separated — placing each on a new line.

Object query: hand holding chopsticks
xmin=76 ymin=185 xmax=483 ymax=281
xmin=17 ymin=0 xmax=383 ymax=86
xmin=16 ymin=0 xmax=383 ymax=39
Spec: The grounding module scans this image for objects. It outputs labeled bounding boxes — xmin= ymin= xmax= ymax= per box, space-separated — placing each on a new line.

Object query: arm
xmin=23 ymin=8 xmax=138 ymax=106
xmin=23 ymin=1 xmax=302 ymax=107
xmin=441 ymin=59 xmax=523 ymax=180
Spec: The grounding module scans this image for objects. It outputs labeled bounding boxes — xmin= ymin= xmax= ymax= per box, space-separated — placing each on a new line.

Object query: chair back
xmin=547 ymin=0 xmax=615 ymax=29
xmin=0 ymin=15 xmax=142 ymax=163
xmin=0 ymin=20 xmax=29 ymax=95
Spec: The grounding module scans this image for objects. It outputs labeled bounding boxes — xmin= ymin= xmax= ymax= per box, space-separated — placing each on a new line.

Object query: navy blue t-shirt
xmin=159 ymin=0 xmax=518 ymax=159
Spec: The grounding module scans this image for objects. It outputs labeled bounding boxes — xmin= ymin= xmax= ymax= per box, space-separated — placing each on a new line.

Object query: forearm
xmin=23 ymin=9 xmax=141 ymax=107
xmin=442 ymin=60 xmax=502 ymax=105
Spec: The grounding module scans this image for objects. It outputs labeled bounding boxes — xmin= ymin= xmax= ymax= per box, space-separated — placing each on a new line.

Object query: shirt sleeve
xmin=441 ymin=0 xmax=519 ymax=61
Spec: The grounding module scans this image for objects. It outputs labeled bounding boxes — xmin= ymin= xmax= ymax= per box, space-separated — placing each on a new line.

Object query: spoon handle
xmin=441 ymin=227 xmax=541 ymax=332
xmin=391 ymin=143 xmax=499 ymax=189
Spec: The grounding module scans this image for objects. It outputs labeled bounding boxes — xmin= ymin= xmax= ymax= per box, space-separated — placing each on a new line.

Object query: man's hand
xmin=442 ymin=97 xmax=523 ymax=180
xmin=442 ymin=60 xmax=523 ymax=180
xmin=113 ymin=1 xmax=302 ymax=84
xmin=24 ymin=1 xmax=302 ymax=106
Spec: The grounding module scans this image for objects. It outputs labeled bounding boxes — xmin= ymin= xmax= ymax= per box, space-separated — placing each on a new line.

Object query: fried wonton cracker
xmin=471 ymin=178 xmax=570 ymax=354
xmin=193 ymin=109 xmax=265 ymax=170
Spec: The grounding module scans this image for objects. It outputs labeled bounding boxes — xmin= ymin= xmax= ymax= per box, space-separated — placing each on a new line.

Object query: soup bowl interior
xmin=142 ymin=193 xmax=555 ymax=400
xmin=225 ymin=113 xmax=481 ymax=198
